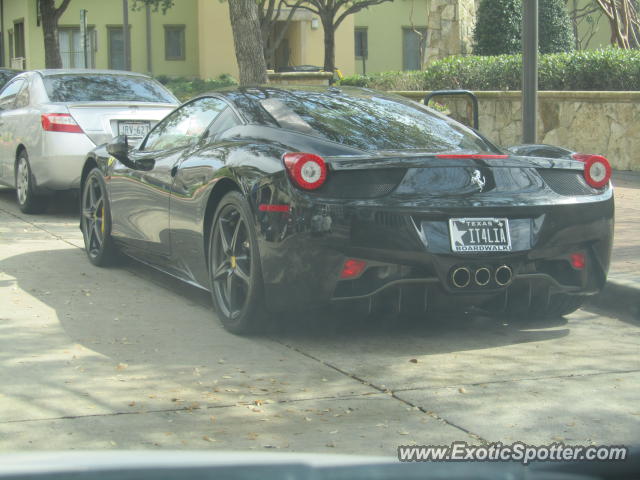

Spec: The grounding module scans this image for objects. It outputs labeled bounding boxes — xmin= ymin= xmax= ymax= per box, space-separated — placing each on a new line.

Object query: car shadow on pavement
xmin=0 ymin=248 xmax=570 ymax=365
xmin=0 ymin=187 xmax=79 ymax=215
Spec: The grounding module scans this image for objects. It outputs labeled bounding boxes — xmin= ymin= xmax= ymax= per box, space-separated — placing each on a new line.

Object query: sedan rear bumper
xmin=31 ymin=132 xmax=96 ymax=191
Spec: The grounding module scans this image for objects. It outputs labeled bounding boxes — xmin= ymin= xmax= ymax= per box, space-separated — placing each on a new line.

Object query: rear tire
xmin=81 ymin=168 xmax=118 ymax=267
xmin=208 ymin=191 xmax=268 ymax=334
xmin=15 ymin=150 xmax=46 ymax=214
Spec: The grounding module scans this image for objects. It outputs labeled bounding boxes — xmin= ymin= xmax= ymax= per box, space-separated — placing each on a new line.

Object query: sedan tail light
xmin=571 ymin=153 xmax=611 ymax=188
xmin=41 ymin=113 xmax=84 ymax=134
xmin=283 ymin=152 xmax=328 ymax=190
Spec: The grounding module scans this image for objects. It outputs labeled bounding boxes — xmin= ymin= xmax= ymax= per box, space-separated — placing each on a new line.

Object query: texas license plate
xmin=118 ymin=121 xmax=150 ymax=138
xmin=449 ymin=218 xmax=512 ymax=252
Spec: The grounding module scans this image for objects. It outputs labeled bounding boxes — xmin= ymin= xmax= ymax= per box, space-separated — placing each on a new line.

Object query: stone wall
xmin=394 ymin=90 xmax=640 ymax=171
xmin=267 ymin=72 xmax=333 ymax=86
xmin=426 ymin=0 xmax=477 ymax=63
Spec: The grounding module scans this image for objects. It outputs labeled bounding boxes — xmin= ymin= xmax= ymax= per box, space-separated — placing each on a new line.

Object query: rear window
xmin=258 ymin=89 xmax=496 ymax=153
xmin=43 ymin=74 xmax=177 ymax=103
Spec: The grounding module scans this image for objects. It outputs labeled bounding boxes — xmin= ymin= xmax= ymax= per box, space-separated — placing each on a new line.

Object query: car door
xmin=109 ymin=97 xmax=228 ymax=262
xmin=169 ymin=103 xmax=243 ymax=286
xmin=0 ymin=77 xmax=26 ymax=184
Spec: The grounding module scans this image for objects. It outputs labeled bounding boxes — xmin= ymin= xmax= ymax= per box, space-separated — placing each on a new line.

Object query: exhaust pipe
xmin=474 ymin=267 xmax=491 ymax=286
xmin=451 ymin=267 xmax=471 ymax=288
xmin=495 ymin=265 xmax=513 ymax=286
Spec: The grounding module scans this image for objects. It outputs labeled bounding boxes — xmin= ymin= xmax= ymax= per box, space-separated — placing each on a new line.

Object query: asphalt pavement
xmin=0 ymin=182 xmax=638 ymax=453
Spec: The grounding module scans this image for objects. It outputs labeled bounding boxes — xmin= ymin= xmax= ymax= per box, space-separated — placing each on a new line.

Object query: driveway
xmin=0 ymin=187 xmax=638 ymax=453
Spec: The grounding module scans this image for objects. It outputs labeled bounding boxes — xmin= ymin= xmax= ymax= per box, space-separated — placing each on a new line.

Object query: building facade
xmin=1 ymin=0 xmax=200 ymax=76
xmin=353 ymin=0 xmax=477 ymax=74
xmin=0 ymin=0 xmax=355 ymax=79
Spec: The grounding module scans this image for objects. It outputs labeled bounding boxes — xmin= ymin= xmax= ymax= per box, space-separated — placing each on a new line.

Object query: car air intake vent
xmin=311 ymin=168 xmax=406 ymax=199
xmin=537 ymin=169 xmax=601 ymax=196
xmin=374 ymin=212 xmax=406 ymax=228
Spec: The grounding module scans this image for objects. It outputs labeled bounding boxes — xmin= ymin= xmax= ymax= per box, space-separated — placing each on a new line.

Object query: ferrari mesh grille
xmin=312 ymin=168 xmax=406 ymax=199
xmin=537 ymin=169 xmax=601 ymax=196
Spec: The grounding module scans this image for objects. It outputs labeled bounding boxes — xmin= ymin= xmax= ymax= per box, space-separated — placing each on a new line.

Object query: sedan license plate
xmin=118 ymin=121 xmax=150 ymax=138
xmin=449 ymin=218 xmax=512 ymax=252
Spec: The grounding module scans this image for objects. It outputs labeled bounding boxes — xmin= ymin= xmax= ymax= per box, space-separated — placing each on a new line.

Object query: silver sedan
xmin=0 ymin=69 xmax=179 ymax=213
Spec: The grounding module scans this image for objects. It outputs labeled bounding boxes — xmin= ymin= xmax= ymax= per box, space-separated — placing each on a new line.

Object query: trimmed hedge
xmin=340 ymin=49 xmax=640 ymax=91
xmin=473 ymin=0 xmax=574 ymax=55
xmin=538 ymin=0 xmax=574 ymax=54
xmin=157 ymin=74 xmax=237 ymax=102
xmin=473 ymin=0 xmax=522 ymax=56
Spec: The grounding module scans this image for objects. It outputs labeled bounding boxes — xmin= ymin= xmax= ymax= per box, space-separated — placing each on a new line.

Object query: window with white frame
xmin=59 ymin=27 xmax=97 ymax=68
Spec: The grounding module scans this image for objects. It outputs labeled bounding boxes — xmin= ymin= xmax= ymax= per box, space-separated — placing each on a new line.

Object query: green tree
xmin=539 ymin=0 xmax=574 ymax=53
xmin=473 ymin=0 xmax=522 ymax=55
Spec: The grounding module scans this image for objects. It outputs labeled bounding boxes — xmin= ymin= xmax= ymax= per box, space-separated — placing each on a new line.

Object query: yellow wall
xmin=354 ymin=0 xmax=429 ymax=74
xmin=2 ymin=0 xmax=354 ymax=81
xmin=1 ymin=0 xmax=199 ymax=76
xmin=197 ymin=0 xmax=354 ymax=80
xmin=570 ymin=0 xmax=612 ymax=49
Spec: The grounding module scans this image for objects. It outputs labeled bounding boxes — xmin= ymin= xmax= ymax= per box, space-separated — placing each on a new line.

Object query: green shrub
xmin=539 ymin=0 xmax=575 ymax=54
xmin=473 ymin=0 xmax=574 ymax=55
xmin=339 ymin=49 xmax=640 ymax=91
xmin=157 ymin=74 xmax=238 ymax=102
xmin=473 ymin=0 xmax=522 ymax=55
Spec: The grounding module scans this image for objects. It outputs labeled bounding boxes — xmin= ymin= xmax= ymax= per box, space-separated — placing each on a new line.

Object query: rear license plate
xmin=449 ymin=218 xmax=512 ymax=252
xmin=118 ymin=121 xmax=150 ymax=138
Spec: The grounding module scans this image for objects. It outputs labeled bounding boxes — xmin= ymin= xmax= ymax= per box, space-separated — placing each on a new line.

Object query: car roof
xmin=34 ymin=69 xmax=152 ymax=78
xmin=198 ymin=85 xmax=380 ymax=103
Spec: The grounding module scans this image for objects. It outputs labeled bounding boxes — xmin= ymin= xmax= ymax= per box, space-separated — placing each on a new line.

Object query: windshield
xmin=43 ymin=74 xmax=177 ymax=103
xmin=258 ymin=89 xmax=497 ymax=153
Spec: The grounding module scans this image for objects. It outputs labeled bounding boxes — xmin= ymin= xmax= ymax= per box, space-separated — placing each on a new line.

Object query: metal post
xmin=80 ymin=9 xmax=88 ymax=68
xmin=122 ymin=0 xmax=130 ymax=70
xmin=522 ymin=0 xmax=538 ymax=143
xmin=145 ymin=4 xmax=152 ymax=74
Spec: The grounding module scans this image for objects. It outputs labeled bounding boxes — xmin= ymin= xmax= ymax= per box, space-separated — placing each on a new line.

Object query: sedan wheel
xmin=15 ymin=151 xmax=45 ymax=214
xmin=81 ymin=168 xmax=118 ymax=266
xmin=209 ymin=191 xmax=267 ymax=334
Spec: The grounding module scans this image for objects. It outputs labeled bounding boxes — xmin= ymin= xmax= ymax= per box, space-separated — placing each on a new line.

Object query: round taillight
xmin=283 ymin=152 xmax=328 ymax=190
xmin=572 ymin=153 xmax=611 ymax=189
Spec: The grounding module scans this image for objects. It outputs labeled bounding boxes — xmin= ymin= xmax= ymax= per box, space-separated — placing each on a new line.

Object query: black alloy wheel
xmin=81 ymin=169 xmax=118 ymax=266
xmin=209 ymin=191 xmax=267 ymax=334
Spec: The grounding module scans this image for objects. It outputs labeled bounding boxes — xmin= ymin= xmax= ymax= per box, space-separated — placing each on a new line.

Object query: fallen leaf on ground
xmin=202 ymin=436 xmax=216 ymax=442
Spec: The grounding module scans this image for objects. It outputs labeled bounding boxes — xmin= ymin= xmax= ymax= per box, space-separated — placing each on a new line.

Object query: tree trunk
xmin=40 ymin=0 xmax=63 ymax=68
xmin=321 ymin=17 xmax=335 ymax=73
xmin=228 ymin=0 xmax=268 ymax=85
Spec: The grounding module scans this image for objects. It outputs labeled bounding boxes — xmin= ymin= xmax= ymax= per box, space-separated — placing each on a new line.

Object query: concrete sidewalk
xmin=589 ymin=170 xmax=640 ymax=318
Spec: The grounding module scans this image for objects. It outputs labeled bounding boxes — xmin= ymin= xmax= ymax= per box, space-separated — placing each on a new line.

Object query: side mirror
xmin=106 ymin=135 xmax=130 ymax=162
xmin=107 ymin=135 xmax=155 ymax=171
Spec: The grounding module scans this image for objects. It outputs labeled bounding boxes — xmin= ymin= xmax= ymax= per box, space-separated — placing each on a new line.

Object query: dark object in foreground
xmin=0 ymin=450 xmax=636 ymax=480
xmin=80 ymin=86 xmax=614 ymax=334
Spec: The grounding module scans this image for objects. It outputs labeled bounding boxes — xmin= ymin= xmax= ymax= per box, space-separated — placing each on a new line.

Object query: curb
xmin=587 ymin=277 xmax=640 ymax=319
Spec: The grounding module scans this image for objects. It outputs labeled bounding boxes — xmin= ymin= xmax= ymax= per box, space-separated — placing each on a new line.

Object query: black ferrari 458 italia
xmin=79 ymin=86 xmax=614 ymax=333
